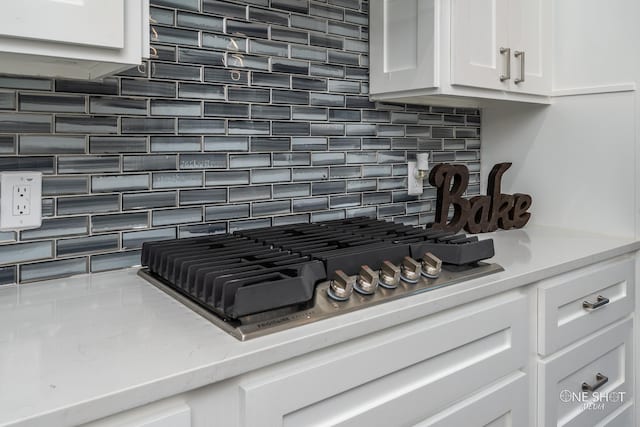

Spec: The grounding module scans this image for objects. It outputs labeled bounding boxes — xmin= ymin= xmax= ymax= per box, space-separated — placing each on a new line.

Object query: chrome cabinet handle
xmin=582 ymin=373 xmax=608 ymax=392
xmin=583 ymin=295 xmax=610 ymax=310
xmin=514 ymin=50 xmax=525 ymax=84
xmin=499 ymin=47 xmax=511 ymax=81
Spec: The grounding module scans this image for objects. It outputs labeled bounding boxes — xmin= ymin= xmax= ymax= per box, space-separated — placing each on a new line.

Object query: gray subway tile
xmin=90 ymin=136 xmax=147 ymax=153
xmin=251 ymin=105 xmax=291 ymax=120
xmin=20 ymin=258 xmax=87 ymax=283
xmin=0 ymin=135 xmax=15 ymax=154
xmin=92 ymin=212 xmax=149 ymax=232
xmin=124 ymin=155 xmax=177 ymax=171
xmin=0 ymin=156 xmax=54 ymax=173
xmin=0 ymin=266 xmax=16 ymax=285
xmin=204 ymin=136 xmax=248 ymax=152
xmin=58 ymin=194 xmax=120 ymax=215
xmin=273 ymin=152 xmax=310 ymax=166
xmin=153 ymin=207 xmax=202 ymax=226
xmin=121 ymin=79 xmax=176 ymax=97
xmin=151 ymin=136 xmax=201 ymax=152
xmin=123 ymin=191 xmax=177 ymax=210
xmin=19 ymin=94 xmax=85 ymax=113
xmin=251 ymin=137 xmax=290 ymax=151
xmin=179 ymin=188 xmax=226 ymax=205
xmin=229 ymin=218 xmax=271 ymax=232
xmin=150 ymin=0 xmax=199 ymax=11
xmin=293 ymin=197 xmax=328 ymax=212
xmin=92 ymin=175 xmax=150 ymax=192
xmin=273 ymin=183 xmax=310 ymax=198
xmin=122 ymin=117 xmax=176 ymax=134
xmin=251 ymin=168 xmax=291 ymax=183
xmin=179 ymin=82 xmax=225 ymax=100
xmin=179 ymin=153 xmax=227 ymax=169
xmin=226 ymin=20 xmax=268 ymax=38
xmin=252 ymin=200 xmax=291 ymax=216
xmin=155 ymin=26 xmax=199 ymax=46
xmin=178 ymin=47 xmax=225 ymax=67
xmin=179 ymin=223 xmax=227 ymax=238
xmin=228 ymin=185 xmax=271 ymax=202
xmin=58 ymin=156 xmax=120 ymax=174
xmin=312 ymin=180 xmax=346 ymax=195
xmin=55 ymin=78 xmax=118 ymax=95
xmin=151 ymin=100 xmax=202 ymax=116
xmin=230 ymin=153 xmax=270 ymax=168
xmin=90 ymin=250 xmax=142 ymax=272
xmin=292 ymin=167 xmax=328 ymax=181
xmin=22 ymin=217 xmax=89 ymax=240
xmin=123 ymin=228 xmax=177 ymax=250
xmin=205 ymin=204 xmax=250 ymax=221
xmin=57 ymin=234 xmax=120 ymax=257
xmin=0 ymin=113 xmax=51 ymax=133
xmin=204 ymin=102 xmax=249 ymax=118
xmin=90 ymin=97 xmax=148 ymax=115
xmin=0 ymin=76 xmax=52 ymax=91
xmin=56 ymin=116 xmax=117 ymax=134
xmin=20 ymin=135 xmax=85 ymax=154
xmin=202 ymin=33 xmax=246 ymax=51
xmin=153 ymin=172 xmax=203 ymax=189
xmin=178 ymin=118 xmax=225 ymax=134
xmin=206 ymin=170 xmax=249 ymax=186
xmin=43 ymin=177 xmax=88 ymax=195
xmin=0 ymin=241 xmax=52 ymax=264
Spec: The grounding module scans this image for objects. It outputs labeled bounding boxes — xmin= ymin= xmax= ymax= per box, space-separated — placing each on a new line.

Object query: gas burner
xmin=138 ymin=218 xmax=502 ymax=340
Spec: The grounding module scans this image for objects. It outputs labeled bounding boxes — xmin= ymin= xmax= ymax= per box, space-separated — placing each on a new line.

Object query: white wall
xmin=481 ymin=93 xmax=636 ymax=238
xmin=481 ymin=0 xmax=640 ymax=239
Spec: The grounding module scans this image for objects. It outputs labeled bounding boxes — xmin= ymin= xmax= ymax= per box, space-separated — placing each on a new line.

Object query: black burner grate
xmin=141 ymin=218 xmax=495 ymax=319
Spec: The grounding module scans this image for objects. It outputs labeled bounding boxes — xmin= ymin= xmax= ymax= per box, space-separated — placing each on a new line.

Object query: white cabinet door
xmin=450 ymin=0 xmax=510 ymax=91
xmin=507 ymin=0 xmax=551 ymax=95
xmin=369 ymin=0 xmax=439 ymax=94
xmin=0 ymin=0 xmax=148 ymax=80
xmin=0 ymin=1 xmax=125 ymax=49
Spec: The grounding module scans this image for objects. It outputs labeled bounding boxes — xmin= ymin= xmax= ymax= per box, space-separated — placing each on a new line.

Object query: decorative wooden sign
xmin=428 ymin=162 xmax=532 ymax=234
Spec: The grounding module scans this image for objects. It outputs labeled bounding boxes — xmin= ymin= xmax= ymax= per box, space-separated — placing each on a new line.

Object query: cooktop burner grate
xmin=139 ymin=218 xmax=501 ymax=336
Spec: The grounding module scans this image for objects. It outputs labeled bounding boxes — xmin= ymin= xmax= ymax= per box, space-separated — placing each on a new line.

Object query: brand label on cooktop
xmin=256 ymin=310 xmax=316 ymax=329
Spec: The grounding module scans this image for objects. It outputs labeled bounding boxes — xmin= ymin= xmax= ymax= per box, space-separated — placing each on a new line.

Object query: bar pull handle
xmin=514 ymin=50 xmax=525 ymax=84
xmin=582 ymin=373 xmax=608 ymax=392
xmin=583 ymin=295 xmax=610 ymax=310
xmin=499 ymin=47 xmax=511 ymax=81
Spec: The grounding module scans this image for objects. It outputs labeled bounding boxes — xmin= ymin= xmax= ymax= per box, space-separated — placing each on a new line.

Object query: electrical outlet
xmin=0 ymin=172 xmax=42 ymax=231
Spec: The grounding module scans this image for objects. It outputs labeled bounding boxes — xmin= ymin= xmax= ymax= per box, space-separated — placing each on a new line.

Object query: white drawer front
xmin=239 ymin=292 xmax=528 ymax=427
xmin=415 ymin=372 xmax=528 ymax=427
xmin=598 ymin=403 xmax=633 ymax=427
xmin=538 ymin=317 xmax=633 ymax=427
xmin=537 ymin=256 xmax=634 ymax=356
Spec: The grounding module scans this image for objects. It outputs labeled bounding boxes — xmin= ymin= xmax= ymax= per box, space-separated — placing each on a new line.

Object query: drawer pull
xmin=582 ymin=373 xmax=608 ymax=392
xmin=582 ymin=295 xmax=610 ymax=310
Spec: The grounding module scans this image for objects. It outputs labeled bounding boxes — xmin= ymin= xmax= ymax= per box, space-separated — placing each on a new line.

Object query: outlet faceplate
xmin=0 ymin=172 xmax=42 ymax=231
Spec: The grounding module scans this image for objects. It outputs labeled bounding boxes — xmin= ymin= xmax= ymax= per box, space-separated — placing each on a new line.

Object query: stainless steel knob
xmin=379 ymin=260 xmax=400 ymax=289
xmin=421 ymin=252 xmax=442 ymax=278
xmin=327 ymin=270 xmax=354 ymax=301
xmin=354 ymin=265 xmax=379 ymax=295
xmin=400 ymin=256 xmax=421 ymax=283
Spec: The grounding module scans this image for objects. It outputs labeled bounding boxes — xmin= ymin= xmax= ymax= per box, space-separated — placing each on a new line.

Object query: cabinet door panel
xmin=369 ymin=0 xmax=439 ymax=94
xmin=451 ymin=0 xmax=509 ymax=91
xmin=0 ymin=1 xmax=125 ymax=49
xmin=508 ymin=0 xmax=551 ymax=95
xmin=239 ymin=292 xmax=528 ymax=426
xmin=538 ymin=318 xmax=633 ymax=427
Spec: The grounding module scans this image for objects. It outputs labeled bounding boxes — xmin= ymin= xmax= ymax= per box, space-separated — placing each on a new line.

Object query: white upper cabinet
xmin=0 ymin=0 xmax=149 ymax=80
xmin=370 ymin=0 xmax=552 ymax=106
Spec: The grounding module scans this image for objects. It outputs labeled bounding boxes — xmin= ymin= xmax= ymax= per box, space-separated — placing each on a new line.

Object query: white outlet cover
xmin=407 ymin=161 xmax=424 ymax=195
xmin=0 ymin=172 xmax=42 ymax=231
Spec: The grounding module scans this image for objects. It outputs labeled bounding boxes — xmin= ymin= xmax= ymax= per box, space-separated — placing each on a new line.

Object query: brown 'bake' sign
xmin=428 ymin=162 xmax=532 ymax=234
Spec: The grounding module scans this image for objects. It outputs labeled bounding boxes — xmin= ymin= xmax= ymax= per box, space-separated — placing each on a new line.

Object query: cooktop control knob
xmin=379 ymin=261 xmax=400 ymax=289
xmin=327 ymin=270 xmax=354 ymax=301
xmin=400 ymin=256 xmax=422 ymax=283
xmin=354 ymin=265 xmax=379 ymax=295
xmin=421 ymin=252 xmax=442 ymax=279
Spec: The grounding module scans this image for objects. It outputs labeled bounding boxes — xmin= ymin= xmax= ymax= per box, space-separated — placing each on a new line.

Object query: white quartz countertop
xmin=1 ymin=225 xmax=638 ymax=427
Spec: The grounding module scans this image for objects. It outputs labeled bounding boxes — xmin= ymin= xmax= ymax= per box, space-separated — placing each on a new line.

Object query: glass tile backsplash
xmin=0 ymin=0 xmax=481 ymax=284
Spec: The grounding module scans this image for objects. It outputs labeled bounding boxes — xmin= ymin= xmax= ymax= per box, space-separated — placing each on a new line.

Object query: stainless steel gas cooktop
xmin=138 ymin=217 xmax=503 ymax=340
